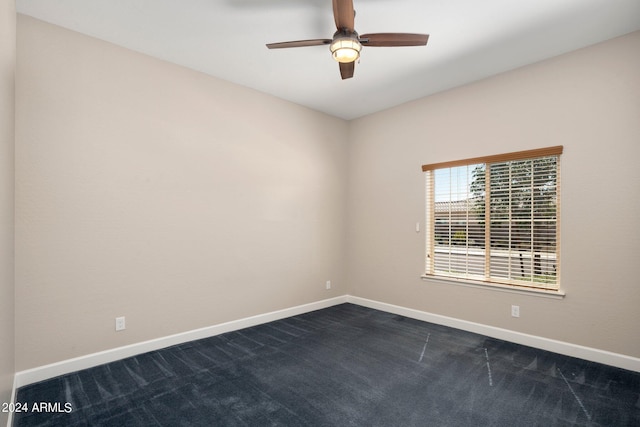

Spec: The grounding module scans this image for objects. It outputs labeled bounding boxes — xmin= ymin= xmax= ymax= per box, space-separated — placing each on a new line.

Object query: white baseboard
xmin=13 ymin=293 xmax=639 ymax=395
xmin=347 ymin=295 xmax=640 ymax=373
xmin=14 ymin=296 xmax=348 ymax=389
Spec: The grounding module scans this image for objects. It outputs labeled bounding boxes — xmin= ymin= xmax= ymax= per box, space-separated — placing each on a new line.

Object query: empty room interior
xmin=1 ymin=0 xmax=640 ymax=426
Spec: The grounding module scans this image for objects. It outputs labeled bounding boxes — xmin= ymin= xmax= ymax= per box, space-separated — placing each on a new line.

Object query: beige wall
xmin=347 ymin=31 xmax=640 ymax=358
xmin=0 ymin=0 xmax=16 ymax=424
xmin=15 ymin=16 xmax=348 ymax=370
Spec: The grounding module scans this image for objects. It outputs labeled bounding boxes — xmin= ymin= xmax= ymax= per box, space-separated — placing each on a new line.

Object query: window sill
xmin=420 ymin=275 xmax=566 ymax=299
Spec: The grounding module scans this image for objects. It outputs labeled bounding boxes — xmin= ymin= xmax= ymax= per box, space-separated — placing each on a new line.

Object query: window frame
xmin=421 ymin=146 xmax=563 ymax=296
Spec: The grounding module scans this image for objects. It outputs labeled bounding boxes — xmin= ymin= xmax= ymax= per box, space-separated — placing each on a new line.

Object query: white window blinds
xmin=423 ymin=146 xmax=562 ymax=290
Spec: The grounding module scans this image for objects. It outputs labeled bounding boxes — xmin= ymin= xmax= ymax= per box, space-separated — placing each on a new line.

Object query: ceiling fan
xmin=266 ymin=0 xmax=429 ymax=80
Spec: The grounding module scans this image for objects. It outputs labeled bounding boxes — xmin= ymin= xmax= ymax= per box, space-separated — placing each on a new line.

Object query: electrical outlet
xmin=115 ymin=316 xmax=126 ymax=331
xmin=511 ymin=305 xmax=520 ymax=318
xmin=326 ymin=280 xmax=331 ymax=290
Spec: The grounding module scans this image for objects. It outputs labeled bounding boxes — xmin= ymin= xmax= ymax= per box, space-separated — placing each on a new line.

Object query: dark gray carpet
xmin=13 ymin=304 xmax=640 ymax=426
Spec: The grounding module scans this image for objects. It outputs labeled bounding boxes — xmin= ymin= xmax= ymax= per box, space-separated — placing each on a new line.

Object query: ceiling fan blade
xmin=333 ymin=0 xmax=355 ymax=32
xmin=266 ymin=39 xmax=331 ymax=49
xmin=360 ymin=33 xmax=429 ymax=47
xmin=339 ymin=62 xmax=355 ymax=80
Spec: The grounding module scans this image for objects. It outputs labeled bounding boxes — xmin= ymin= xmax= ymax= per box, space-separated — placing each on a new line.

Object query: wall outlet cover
xmin=115 ymin=316 xmax=126 ymax=331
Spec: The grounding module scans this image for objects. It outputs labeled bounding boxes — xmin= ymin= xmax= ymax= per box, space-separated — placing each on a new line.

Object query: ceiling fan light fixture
xmin=330 ymin=32 xmax=361 ymax=63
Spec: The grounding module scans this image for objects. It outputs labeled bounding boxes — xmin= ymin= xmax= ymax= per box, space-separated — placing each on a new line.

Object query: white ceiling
xmin=16 ymin=0 xmax=640 ymax=120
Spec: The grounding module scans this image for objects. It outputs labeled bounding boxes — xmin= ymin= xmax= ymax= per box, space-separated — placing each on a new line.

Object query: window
xmin=422 ymin=146 xmax=562 ymax=291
